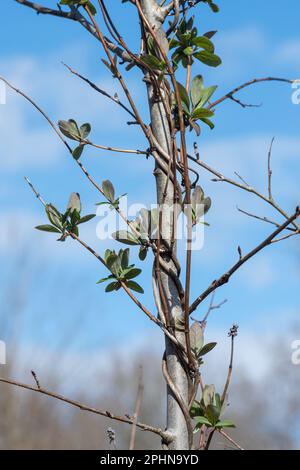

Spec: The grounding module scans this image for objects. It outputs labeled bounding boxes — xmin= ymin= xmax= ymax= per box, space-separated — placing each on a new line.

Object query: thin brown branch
xmin=62 ymin=62 xmax=136 ymax=120
xmin=268 ymin=137 xmax=275 ymax=201
xmin=0 ymin=376 xmax=166 ymax=439
xmin=15 ymin=0 xmax=132 ymax=62
xmin=237 ymin=206 xmax=296 ymax=232
xmin=218 ymin=429 xmax=244 ymax=451
xmin=187 ymin=152 xmax=300 ymax=231
xmin=129 ymin=366 xmax=144 ymax=450
xmin=209 ymin=77 xmax=294 ymax=110
xmin=221 ymin=325 xmax=238 ymax=403
xmin=189 ymin=207 xmax=300 ymax=314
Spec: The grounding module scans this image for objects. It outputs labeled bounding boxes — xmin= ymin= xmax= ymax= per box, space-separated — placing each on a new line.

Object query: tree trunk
xmin=140 ymin=0 xmax=190 ymax=450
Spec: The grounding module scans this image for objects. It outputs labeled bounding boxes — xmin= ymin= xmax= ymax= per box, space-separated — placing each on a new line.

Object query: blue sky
xmin=0 ymin=0 xmax=299 ymax=369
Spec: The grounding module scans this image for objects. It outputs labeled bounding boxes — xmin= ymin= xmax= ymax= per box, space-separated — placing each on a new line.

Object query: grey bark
xmin=140 ymin=0 xmax=190 ymax=450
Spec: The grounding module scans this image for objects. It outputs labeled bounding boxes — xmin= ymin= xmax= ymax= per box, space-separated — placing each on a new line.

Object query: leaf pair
xmin=58 ymin=119 xmax=92 ymax=160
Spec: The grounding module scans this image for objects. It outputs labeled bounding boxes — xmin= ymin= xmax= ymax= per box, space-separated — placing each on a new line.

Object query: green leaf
xmin=122 ymin=268 xmax=142 ymax=280
xmin=105 ymin=281 xmax=120 ymax=293
xmin=195 ymin=416 xmax=212 ymax=427
xmin=102 ymin=180 xmax=115 ymax=202
xmin=121 ymin=248 xmax=130 ymax=269
xmin=67 ymin=192 xmax=81 ymax=214
xmin=141 ymin=54 xmax=165 ymax=71
xmin=198 ymin=342 xmax=217 ymax=357
xmin=126 ymin=280 xmax=144 ymax=294
xmin=190 ymin=401 xmax=203 ymax=419
xmin=202 ymin=385 xmax=215 ymax=408
xmin=112 ymin=230 xmax=140 ymax=246
xmin=46 ymin=204 xmax=63 ymax=229
xmin=190 ymin=75 xmax=204 ymax=108
xmin=176 ymin=82 xmax=190 ymax=112
xmin=192 ymin=36 xmax=215 ymax=53
xmin=73 ymin=144 xmax=84 ymax=160
xmin=194 ymin=51 xmax=222 ymax=67
xmin=58 ymin=119 xmax=80 ymax=141
xmin=183 ymin=46 xmax=194 ymax=56
xmin=190 ymin=321 xmax=204 ymax=355
xmin=192 ymin=108 xmax=214 ymax=120
xmin=106 ymin=252 xmax=119 ymax=274
xmin=139 ymin=246 xmax=148 ymax=261
xmin=214 ymin=393 xmax=222 ymax=413
xmin=197 ymin=85 xmax=218 ymax=108
xmin=169 ymin=39 xmax=181 ymax=50
xmin=206 ymin=404 xmax=220 ymax=426
xmin=77 ymin=214 xmax=96 ymax=225
xmin=86 ymin=1 xmax=97 ymax=16
xmin=80 ymin=123 xmax=91 ymax=139
xmin=35 ymin=225 xmax=61 ymax=233
xmin=96 ymin=275 xmax=115 ymax=284
xmin=215 ymin=420 xmax=236 ymax=429
xmin=201 ymin=117 xmax=215 ymax=129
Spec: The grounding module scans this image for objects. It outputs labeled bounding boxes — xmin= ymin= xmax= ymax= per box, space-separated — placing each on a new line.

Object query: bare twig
xmin=31 ymin=370 xmax=41 ymax=390
xmin=0 ymin=376 xmax=166 ymax=439
xmin=129 ymin=366 xmax=144 ymax=450
xmin=221 ymin=325 xmax=238 ymax=403
xmin=218 ymin=429 xmax=244 ymax=451
xmin=268 ymin=137 xmax=275 ymax=201
xmin=237 ymin=206 xmax=296 ymax=232
xmin=15 ymin=0 xmax=132 ymax=62
xmin=187 ymin=151 xmax=300 ymax=231
xmin=62 ymin=63 xmax=136 ymax=120
xmin=189 ymin=207 xmax=300 ymax=314
xmin=209 ymin=77 xmax=294 ymax=110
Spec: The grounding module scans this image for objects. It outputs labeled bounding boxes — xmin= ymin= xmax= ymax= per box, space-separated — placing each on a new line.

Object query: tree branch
xmin=189 ymin=207 xmax=300 ymax=314
xmin=15 ymin=0 xmax=132 ymax=62
xmin=209 ymin=77 xmax=294 ymax=110
xmin=0 ymin=375 xmax=166 ymax=440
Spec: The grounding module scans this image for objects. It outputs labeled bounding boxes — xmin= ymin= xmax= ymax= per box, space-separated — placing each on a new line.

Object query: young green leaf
xmin=35 ymin=225 xmax=61 ymax=233
xmin=190 ymin=75 xmax=204 ymax=108
xmin=79 ymin=123 xmax=91 ymax=139
xmin=139 ymin=246 xmax=148 ymax=261
xmin=112 ymin=230 xmax=140 ymax=246
xmin=194 ymin=51 xmax=222 ymax=67
xmin=192 ymin=36 xmax=215 ymax=53
xmin=198 ymin=342 xmax=217 ymax=357
xmin=192 ymin=108 xmax=214 ymax=120
xmin=176 ymin=82 xmax=190 ymax=112
xmin=105 ymin=281 xmax=120 ymax=293
xmin=77 ymin=214 xmax=96 ymax=225
xmin=58 ymin=119 xmax=80 ymax=141
xmin=122 ymin=268 xmax=142 ymax=280
xmin=190 ymin=321 xmax=204 ymax=355
xmin=215 ymin=420 xmax=236 ymax=429
xmin=126 ymin=280 xmax=144 ymax=294
xmin=67 ymin=192 xmax=81 ymax=214
xmin=102 ymin=180 xmax=115 ymax=202
xmin=73 ymin=144 xmax=85 ymax=160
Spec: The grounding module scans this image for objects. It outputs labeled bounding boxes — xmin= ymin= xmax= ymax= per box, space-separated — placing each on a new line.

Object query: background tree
xmin=0 ymin=0 xmax=299 ymax=450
